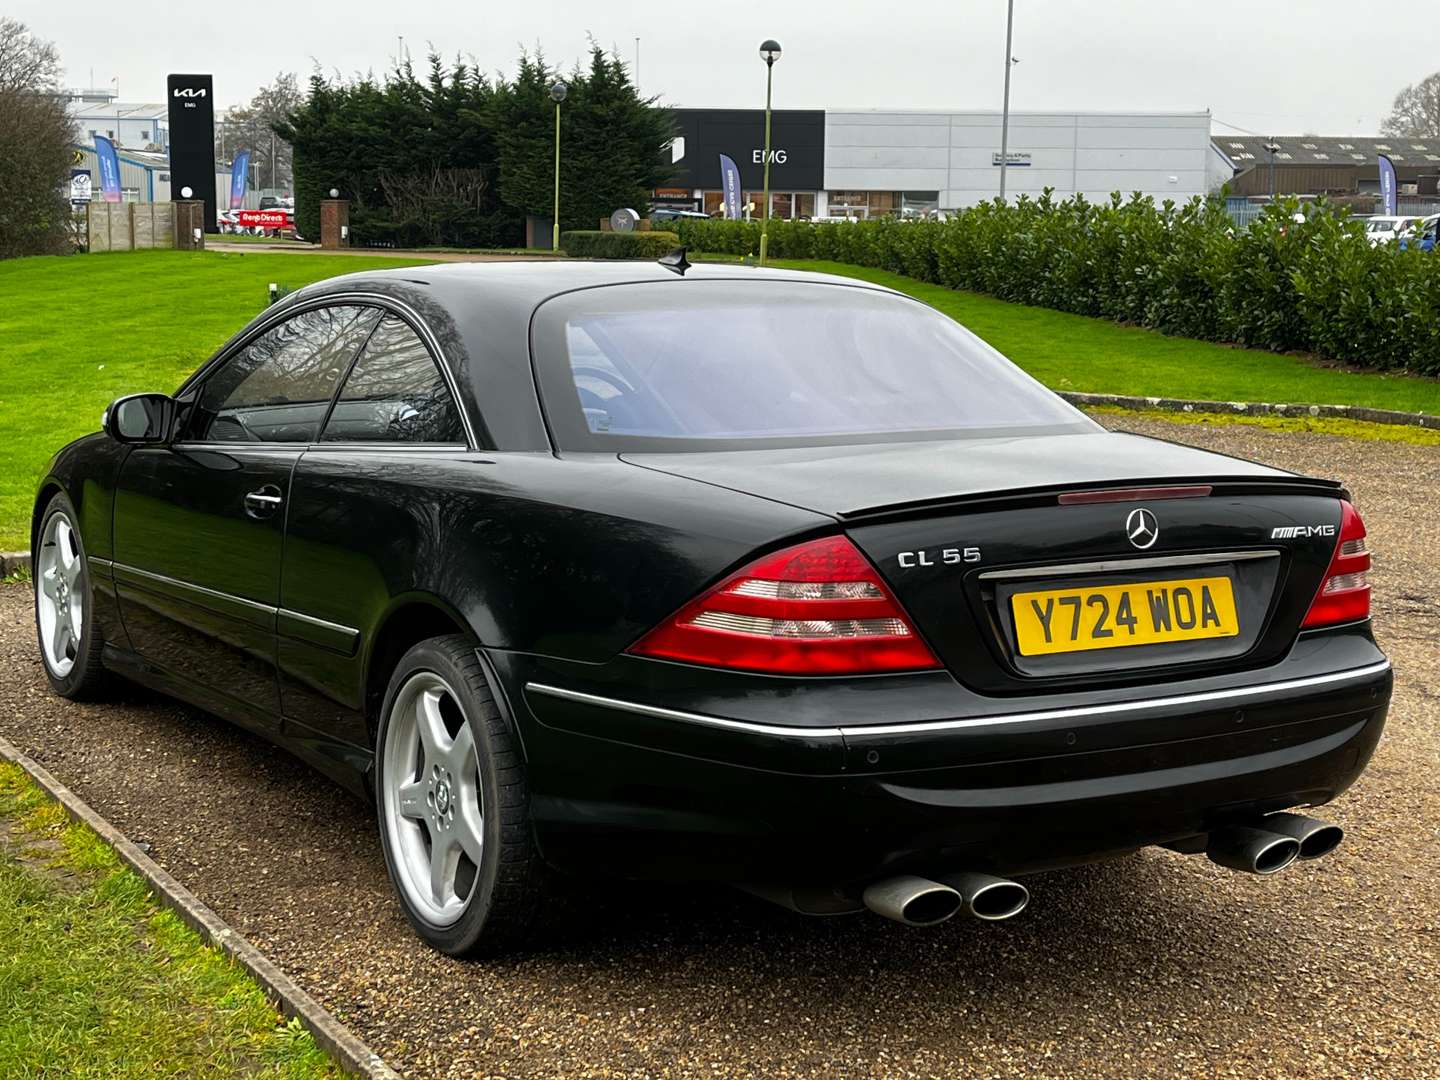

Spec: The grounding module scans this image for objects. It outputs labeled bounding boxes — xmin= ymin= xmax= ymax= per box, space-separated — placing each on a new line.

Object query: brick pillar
xmin=321 ymin=199 xmax=349 ymax=248
xmin=174 ymin=201 xmax=205 ymax=250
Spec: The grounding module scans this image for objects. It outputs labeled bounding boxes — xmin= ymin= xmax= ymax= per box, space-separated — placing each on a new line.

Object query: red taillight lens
xmin=629 ymin=535 xmax=941 ymax=675
xmin=1302 ymin=501 xmax=1371 ymax=628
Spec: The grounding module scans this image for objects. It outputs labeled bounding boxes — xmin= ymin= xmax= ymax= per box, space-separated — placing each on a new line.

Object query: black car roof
xmin=298 ymin=258 xmax=899 ymax=308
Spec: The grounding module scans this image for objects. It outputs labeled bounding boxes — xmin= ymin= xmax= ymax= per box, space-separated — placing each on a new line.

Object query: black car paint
xmin=35 ymin=262 xmax=1391 ymax=900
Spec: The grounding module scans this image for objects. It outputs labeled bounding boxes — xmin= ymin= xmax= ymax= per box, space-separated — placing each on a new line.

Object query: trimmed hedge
xmin=671 ymin=194 xmax=1440 ymax=376
xmin=561 ymin=229 xmax=682 ymax=259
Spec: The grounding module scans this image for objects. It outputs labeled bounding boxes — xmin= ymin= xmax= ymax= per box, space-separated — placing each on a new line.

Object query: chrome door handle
xmin=244 ymin=485 xmax=284 ymax=519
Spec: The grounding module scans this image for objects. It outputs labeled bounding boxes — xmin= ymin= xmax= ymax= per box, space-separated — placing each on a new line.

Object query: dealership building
xmin=662 ymin=108 xmax=1228 ymax=218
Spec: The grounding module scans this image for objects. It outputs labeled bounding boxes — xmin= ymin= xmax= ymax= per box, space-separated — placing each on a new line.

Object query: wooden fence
xmin=87 ymin=202 xmax=176 ymax=252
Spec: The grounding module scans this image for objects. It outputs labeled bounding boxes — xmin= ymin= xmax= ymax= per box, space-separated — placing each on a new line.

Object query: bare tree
xmin=1381 ymin=71 xmax=1440 ymax=138
xmin=217 ymin=73 xmax=304 ymax=191
xmin=0 ymin=18 xmax=71 ymax=258
xmin=0 ymin=15 xmax=61 ymax=95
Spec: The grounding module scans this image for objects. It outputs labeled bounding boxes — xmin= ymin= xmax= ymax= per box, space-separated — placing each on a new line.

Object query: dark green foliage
xmin=561 ymin=230 xmax=681 ymax=258
xmin=279 ymin=47 xmax=673 ymax=248
xmin=671 ymin=195 xmax=1440 ymax=376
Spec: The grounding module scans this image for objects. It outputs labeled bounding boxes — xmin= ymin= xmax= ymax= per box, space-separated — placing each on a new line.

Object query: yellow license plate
xmin=1011 ymin=576 xmax=1239 ymax=656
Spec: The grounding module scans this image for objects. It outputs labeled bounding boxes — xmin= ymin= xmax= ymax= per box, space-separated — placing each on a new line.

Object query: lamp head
xmin=759 ymin=39 xmax=782 ymax=65
xmin=550 ymin=81 xmax=568 ymax=103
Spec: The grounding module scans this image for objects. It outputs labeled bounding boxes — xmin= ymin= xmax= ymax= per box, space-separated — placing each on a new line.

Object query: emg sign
xmin=752 ymin=149 xmax=788 ymax=164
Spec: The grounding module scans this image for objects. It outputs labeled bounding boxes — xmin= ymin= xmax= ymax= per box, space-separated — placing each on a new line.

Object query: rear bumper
xmin=501 ymin=653 xmax=1391 ymax=888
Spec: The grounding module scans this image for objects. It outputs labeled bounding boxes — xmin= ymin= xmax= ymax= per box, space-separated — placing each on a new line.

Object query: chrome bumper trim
xmin=525 ymin=660 xmax=1391 ymax=742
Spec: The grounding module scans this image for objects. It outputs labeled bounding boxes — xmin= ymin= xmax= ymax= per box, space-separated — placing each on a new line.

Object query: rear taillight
xmin=1302 ymin=501 xmax=1371 ymax=628
xmin=629 ymin=535 xmax=940 ymax=675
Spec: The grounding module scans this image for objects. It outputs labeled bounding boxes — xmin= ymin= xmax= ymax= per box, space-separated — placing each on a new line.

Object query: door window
xmin=186 ymin=305 xmax=379 ymax=443
xmin=321 ymin=314 xmax=465 ymax=444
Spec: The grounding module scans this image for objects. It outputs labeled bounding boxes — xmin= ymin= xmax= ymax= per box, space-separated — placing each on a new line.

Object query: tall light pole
xmin=758 ymin=39 xmax=782 ymax=266
xmin=550 ymin=81 xmax=567 ymax=251
xmin=998 ymin=0 xmax=1016 ymax=202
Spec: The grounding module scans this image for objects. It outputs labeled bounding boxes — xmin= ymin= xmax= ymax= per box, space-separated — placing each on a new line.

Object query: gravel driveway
xmin=2 ymin=416 xmax=1437 ymax=1079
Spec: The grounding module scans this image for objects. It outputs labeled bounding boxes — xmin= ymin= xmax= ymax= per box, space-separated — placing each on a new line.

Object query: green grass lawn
xmin=0 ymin=249 xmax=430 ymax=551
xmin=0 ymin=759 xmax=341 ymax=1078
xmin=775 ymin=260 xmax=1440 ymax=416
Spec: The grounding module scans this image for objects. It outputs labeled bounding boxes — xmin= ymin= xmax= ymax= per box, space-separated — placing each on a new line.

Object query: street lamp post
xmin=1263 ymin=140 xmax=1281 ymax=201
xmin=550 ymin=81 xmax=567 ymax=251
xmin=998 ymin=0 xmax=1016 ymax=202
xmin=758 ymin=39 xmax=782 ymax=266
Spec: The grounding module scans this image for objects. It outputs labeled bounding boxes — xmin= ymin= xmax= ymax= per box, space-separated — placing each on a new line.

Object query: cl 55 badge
xmin=897 ymin=547 xmax=981 ymax=568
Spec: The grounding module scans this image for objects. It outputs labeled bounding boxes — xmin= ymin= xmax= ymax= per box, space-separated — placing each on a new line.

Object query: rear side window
xmin=532 ymin=281 xmax=1092 ymax=451
xmin=187 ymin=305 xmax=380 ymax=443
xmin=322 ymin=314 xmax=465 ymax=444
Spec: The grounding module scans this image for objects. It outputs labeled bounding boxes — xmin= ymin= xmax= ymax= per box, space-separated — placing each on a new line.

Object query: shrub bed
xmin=672 ymin=195 xmax=1440 ymax=376
xmin=561 ymin=230 xmax=682 ymax=259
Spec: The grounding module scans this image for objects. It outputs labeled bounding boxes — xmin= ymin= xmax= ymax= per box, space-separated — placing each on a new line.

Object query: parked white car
xmin=1363 ymin=215 xmax=1423 ymax=246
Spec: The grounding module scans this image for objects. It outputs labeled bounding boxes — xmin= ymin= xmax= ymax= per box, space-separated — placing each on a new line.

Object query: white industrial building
xmin=666 ymin=108 xmax=1230 ymax=218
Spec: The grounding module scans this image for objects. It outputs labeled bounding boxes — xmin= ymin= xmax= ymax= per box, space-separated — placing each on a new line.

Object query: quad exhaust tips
xmin=862 ymin=872 xmax=1029 ymax=926
xmin=1205 ymin=813 xmax=1343 ymax=875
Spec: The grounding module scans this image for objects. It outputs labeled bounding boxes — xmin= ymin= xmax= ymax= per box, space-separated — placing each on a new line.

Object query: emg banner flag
xmin=94 ymin=135 xmax=122 ymax=203
xmin=229 ymin=149 xmax=250 ymax=209
xmin=719 ymin=154 xmax=742 ymax=220
xmin=1378 ymin=154 xmax=1398 ymax=216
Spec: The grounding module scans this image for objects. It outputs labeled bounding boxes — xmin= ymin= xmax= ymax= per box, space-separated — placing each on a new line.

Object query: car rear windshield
xmin=531 ymin=280 xmax=1093 ymax=451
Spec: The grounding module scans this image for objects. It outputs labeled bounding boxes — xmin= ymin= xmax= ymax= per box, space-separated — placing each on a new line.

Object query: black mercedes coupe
xmin=32 ymin=261 xmax=1391 ymax=954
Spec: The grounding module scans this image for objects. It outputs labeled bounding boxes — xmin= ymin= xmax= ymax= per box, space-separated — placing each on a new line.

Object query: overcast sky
xmin=17 ymin=0 xmax=1435 ymax=135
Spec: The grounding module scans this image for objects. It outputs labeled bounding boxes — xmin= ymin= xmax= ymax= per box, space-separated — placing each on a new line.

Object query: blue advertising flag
xmin=229 ymin=149 xmax=251 ymax=209
xmin=719 ymin=154 xmax=742 ymax=220
xmin=1377 ymin=154 xmax=1398 ymax=216
xmin=94 ymin=135 xmax=122 ymax=203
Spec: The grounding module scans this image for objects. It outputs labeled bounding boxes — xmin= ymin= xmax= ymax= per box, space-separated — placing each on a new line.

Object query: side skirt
xmin=100 ymin=644 xmax=371 ymax=800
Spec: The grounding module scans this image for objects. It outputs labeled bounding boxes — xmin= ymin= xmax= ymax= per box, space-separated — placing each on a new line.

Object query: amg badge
xmin=1272 ymin=525 xmax=1337 ymax=539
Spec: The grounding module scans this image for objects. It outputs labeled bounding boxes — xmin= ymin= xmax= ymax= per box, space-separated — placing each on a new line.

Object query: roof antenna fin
xmin=658 ymin=246 xmax=690 ymax=276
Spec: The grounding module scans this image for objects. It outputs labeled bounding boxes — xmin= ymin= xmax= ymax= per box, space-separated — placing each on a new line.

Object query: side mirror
xmin=103 ymin=393 xmax=176 ymax=445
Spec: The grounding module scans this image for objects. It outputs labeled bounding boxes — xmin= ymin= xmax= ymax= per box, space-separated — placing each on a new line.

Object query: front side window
xmin=532 ymin=281 xmax=1093 ymax=452
xmin=186 ymin=305 xmax=379 ymax=443
xmin=322 ymin=315 xmax=464 ymax=444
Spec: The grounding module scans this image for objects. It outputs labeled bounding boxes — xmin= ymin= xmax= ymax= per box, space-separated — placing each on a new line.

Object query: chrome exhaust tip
xmin=1261 ymin=813 xmax=1344 ymax=860
xmin=937 ymin=871 xmax=1030 ymax=921
xmin=862 ymin=875 xmax=963 ymax=926
xmin=1206 ymin=825 xmax=1301 ymax=875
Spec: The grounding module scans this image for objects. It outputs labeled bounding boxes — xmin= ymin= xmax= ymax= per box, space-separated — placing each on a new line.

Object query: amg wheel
xmin=375 ymin=635 xmax=547 ymax=956
xmin=34 ymin=494 xmax=107 ymax=699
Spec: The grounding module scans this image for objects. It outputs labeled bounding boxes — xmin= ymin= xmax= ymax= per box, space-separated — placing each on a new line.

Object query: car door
xmin=112 ymin=302 xmax=381 ymax=727
xmin=276 ymin=311 xmax=473 ymax=752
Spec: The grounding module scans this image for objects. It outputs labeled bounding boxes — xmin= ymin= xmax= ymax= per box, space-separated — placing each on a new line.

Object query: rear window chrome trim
xmin=979 ymin=550 xmax=1279 ymax=582
xmin=525 ymin=659 xmax=1390 ymax=742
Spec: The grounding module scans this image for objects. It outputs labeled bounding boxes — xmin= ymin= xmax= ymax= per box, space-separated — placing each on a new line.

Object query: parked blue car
xmin=1398 ymin=214 xmax=1438 ymax=252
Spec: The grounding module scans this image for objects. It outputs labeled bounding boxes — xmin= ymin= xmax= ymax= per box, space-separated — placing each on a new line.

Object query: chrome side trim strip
xmin=87 ymin=556 xmax=114 ymax=575
xmin=525 ymin=660 xmax=1391 ymax=742
xmin=524 ymin=685 xmax=845 ymax=740
xmin=277 ymin=608 xmax=359 ymax=636
xmin=979 ymin=550 xmax=1278 ymax=581
xmin=112 ymin=562 xmax=276 ymax=615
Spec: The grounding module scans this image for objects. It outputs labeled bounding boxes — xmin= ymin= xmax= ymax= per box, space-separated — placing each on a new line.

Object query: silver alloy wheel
xmin=36 ymin=511 xmax=84 ymax=679
xmin=381 ymin=671 xmax=484 ymax=926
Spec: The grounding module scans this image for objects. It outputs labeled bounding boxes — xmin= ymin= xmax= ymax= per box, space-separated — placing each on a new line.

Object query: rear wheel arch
xmin=362 ymin=597 xmax=519 ymax=751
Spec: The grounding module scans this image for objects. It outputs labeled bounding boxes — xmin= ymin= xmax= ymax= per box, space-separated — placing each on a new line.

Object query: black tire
xmin=33 ymin=493 xmax=108 ymax=700
xmin=374 ymin=634 xmax=548 ymax=957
